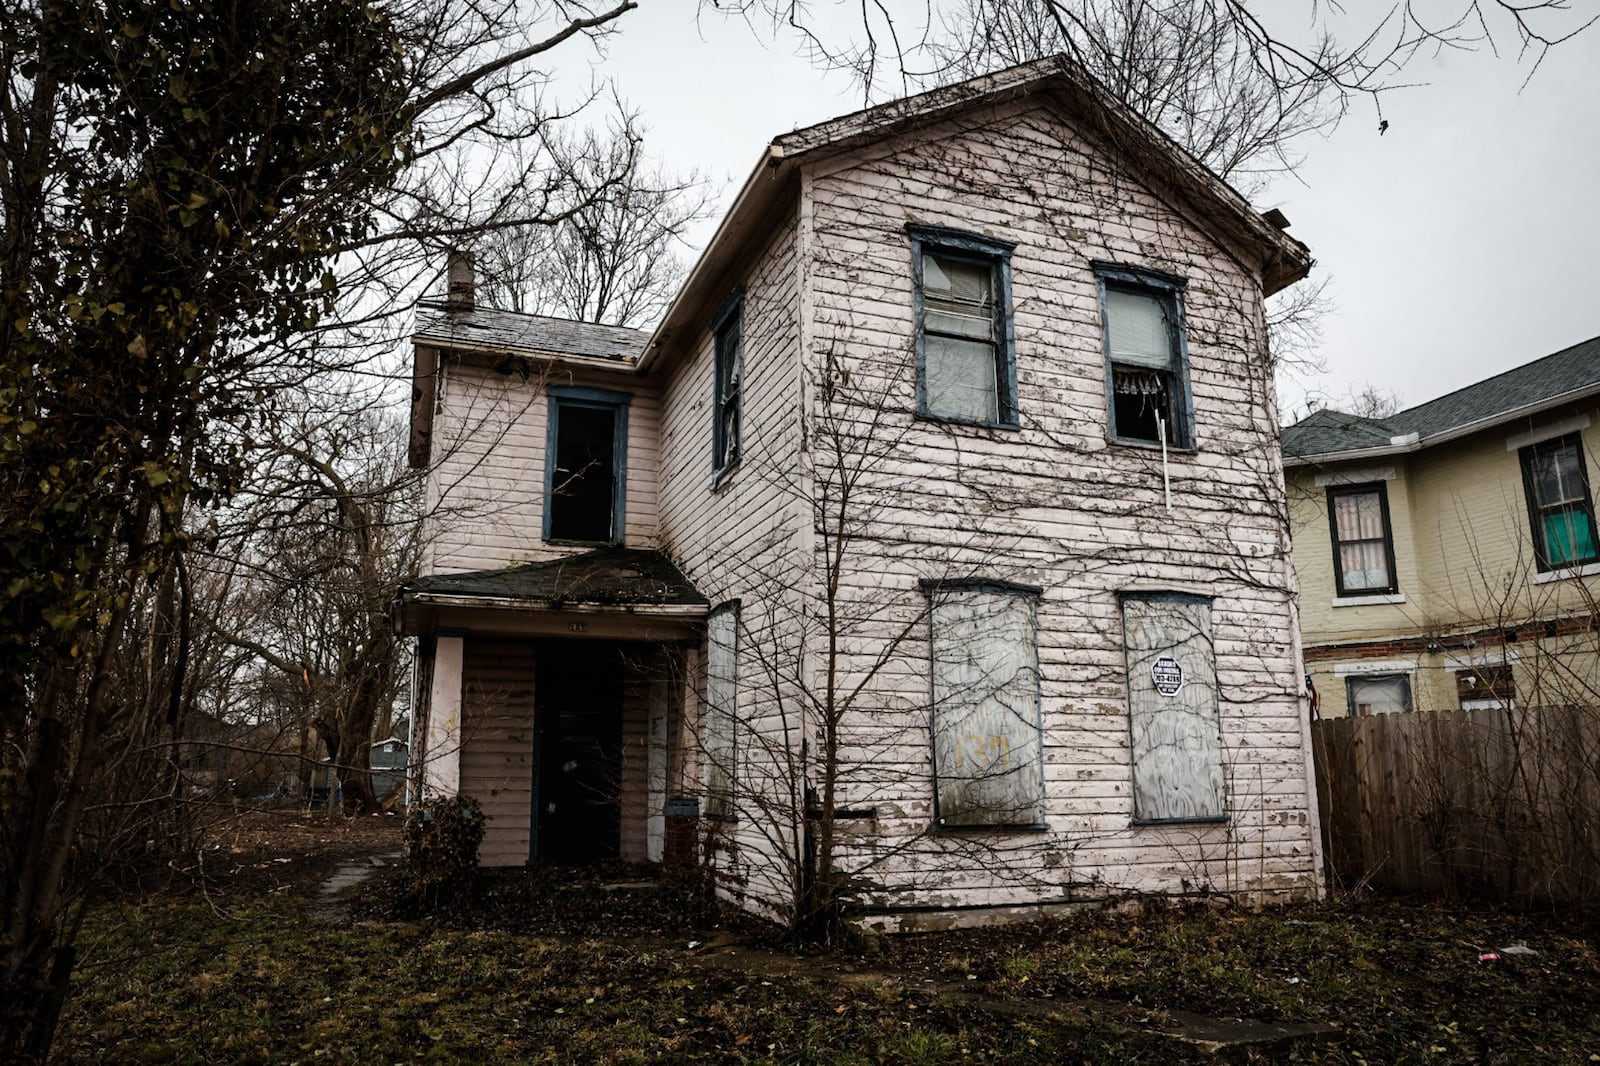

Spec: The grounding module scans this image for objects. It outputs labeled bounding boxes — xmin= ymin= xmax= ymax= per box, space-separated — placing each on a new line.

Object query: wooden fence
xmin=1311 ymin=707 xmax=1600 ymax=905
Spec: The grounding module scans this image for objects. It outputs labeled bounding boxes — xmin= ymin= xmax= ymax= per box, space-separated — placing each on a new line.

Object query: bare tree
xmin=475 ymin=116 xmax=716 ymax=327
xmin=0 ymin=1 xmax=642 ymax=1056
xmin=218 ymin=402 xmax=424 ymax=815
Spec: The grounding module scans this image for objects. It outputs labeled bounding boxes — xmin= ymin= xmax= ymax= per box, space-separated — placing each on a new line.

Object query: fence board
xmin=1311 ymin=707 xmax=1600 ymax=906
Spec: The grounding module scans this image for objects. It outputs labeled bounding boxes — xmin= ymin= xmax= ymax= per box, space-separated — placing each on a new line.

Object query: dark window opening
xmin=1097 ymin=267 xmax=1191 ymax=447
xmin=1110 ymin=367 xmax=1175 ymax=446
xmin=549 ymin=404 xmax=617 ymax=542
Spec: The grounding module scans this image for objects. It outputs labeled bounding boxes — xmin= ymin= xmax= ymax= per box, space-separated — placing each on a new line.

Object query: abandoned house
xmin=398 ymin=56 xmax=1325 ymax=927
xmin=1285 ymin=334 xmax=1600 ymax=718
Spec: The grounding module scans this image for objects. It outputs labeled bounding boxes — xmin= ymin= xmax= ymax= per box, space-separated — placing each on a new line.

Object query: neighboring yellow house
xmin=1284 ymin=336 xmax=1600 ymax=718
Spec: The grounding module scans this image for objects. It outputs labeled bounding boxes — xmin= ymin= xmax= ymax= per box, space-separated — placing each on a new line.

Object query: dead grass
xmin=50 ymin=816 xmax=1600 ymax=1063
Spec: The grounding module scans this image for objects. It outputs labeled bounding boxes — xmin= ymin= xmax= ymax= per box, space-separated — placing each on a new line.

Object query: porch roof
xmin=400 ymin=548 xmax=707 ymax=613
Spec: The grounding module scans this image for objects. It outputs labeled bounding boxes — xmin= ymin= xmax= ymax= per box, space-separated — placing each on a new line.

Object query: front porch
xmin=397 ymin=548 xmax=708 ymax=867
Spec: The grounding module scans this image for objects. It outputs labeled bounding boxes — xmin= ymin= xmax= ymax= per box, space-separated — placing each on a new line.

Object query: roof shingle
xmin=401 ymin=548 xmax=706 ymax=609
xmin=1283 ymin=334 xmax=1600 ymax=460
xmin=415 ymin=306 xmax=647 ymax=364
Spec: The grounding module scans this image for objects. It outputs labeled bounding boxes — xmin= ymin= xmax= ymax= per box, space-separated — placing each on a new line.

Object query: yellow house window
xmin=1520 ymin=433 xmax=1599 ymax=571
xmin=1326 ymin=482 xmax=1398 ymax=595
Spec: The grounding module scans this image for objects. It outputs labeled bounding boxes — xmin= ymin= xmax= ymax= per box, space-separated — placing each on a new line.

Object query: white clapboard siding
xmin=424 ymin=359 xmax=662 ymax=575
xmin=794 ymin=94 xmax=1319 ymax=906
xmin=459 ymin=639 xmax=536 ymax=867
xmin=654 ymin=212 xmax=811 ymax=903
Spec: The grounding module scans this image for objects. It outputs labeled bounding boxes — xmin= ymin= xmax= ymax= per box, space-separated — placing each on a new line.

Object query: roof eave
xmin=395 ymin=590 xmax=708 ymax=636
xmin=640 ymin=144 xmax=789 ymax=373
xmin=1285 ymin=380 xmax=1600 ymax=467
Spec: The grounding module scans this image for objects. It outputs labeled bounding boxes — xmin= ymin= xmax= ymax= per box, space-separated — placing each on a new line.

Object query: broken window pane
xmin=1121 ymin=594 xmax=1225 ymax=823
xmin=928 ymin=584 xmax=1043 ymax=827
xmin=548 ymin=402 xmax=617 ymax=542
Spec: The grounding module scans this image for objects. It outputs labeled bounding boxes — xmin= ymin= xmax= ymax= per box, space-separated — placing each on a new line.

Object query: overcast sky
xmin=553 ymin=2 xmax=1599 ymax=420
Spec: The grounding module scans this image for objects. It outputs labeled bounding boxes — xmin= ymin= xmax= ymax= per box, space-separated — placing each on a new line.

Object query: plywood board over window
xmin=924 ymin=580 xmax=1043 ymax=828
xmin=1120 ymin=593 xmax=1226 ymax=823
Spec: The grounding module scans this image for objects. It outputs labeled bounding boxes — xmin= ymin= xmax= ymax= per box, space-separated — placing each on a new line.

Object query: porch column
xmin=423 ymin=633 xmax=465 ymax=797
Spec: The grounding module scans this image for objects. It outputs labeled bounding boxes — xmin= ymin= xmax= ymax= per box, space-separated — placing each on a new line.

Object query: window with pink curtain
xmin=1328 ymin=484 xmax=1396 ymax=595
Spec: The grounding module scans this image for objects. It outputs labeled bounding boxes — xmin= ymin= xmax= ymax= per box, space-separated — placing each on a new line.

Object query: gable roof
xmin=414 ymin=305 xmax=647 ymax=366
xmin=641 ymin=55 xmax=1311 ymax=371
xmin=1283 ymin=334 xmax=1600 ymax=464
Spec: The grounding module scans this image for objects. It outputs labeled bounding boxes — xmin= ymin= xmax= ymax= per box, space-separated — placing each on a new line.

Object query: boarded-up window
xmin=927 ymin=582 xmax=1043 ymax=827
xmin=703 ymin=605 xmax=738 ymax=818
xmin=1120 ymin=593 xmax=1225 ymax=823
xmin=1456 ymin=663 xmax=1514 ymax=709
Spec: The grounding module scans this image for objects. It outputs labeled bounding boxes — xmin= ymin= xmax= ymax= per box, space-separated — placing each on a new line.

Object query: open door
xmin=532 ymin=643 xmax=623 ymax=862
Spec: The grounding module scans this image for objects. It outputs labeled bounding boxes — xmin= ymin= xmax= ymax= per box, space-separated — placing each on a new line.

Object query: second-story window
xmin=1095 ymin=263 xmax=1191 ymax=448
xmin=544 ymin=386 xmax=629 ymax=545
xmin=1327 ymin=483 xmax=1398 ymax=595
xmin=909 ymin=225 xmax=1017 ymax=428
xmin=1520 ymin=433 xmax=1599 ymax=571
xmin=712 ymin=290 xmax=743 ymax=474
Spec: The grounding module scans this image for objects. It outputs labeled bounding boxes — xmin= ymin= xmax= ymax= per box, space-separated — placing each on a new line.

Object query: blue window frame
xmin=908 ymin=224 xmax=1018 ymax=428
xmin=711 ymin=290 xmax=743 ymax=475
xmin=543 ymin=386 xmax=630 ymax=545
xmin=1094 ymin=261 xmax=1193 ymax=449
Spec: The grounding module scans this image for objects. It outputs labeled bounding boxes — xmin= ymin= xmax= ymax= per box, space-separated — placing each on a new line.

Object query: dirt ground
xmin=52 ymin=809 xmax=1600 ymax=1064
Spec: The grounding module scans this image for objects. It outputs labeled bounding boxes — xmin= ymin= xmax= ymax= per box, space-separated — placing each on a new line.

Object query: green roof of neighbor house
xmin=400 ymin=548 xmax=707 ymax=609
xmin=1283 ymin=334 xmax=1600 ymax=463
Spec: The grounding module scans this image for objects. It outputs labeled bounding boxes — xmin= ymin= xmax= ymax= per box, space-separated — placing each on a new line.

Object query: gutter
xmin=1284 ymin=380 xmax=1600 ymax=468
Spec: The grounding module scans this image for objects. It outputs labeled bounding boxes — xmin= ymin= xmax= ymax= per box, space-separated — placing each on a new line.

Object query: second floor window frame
xmin=908 ymin=223 xmax=1019 ymax=430
xmin=1519 ymin=432 xmax=1600 ymax=573
xmin=1094 ymin=261 xmax=1194 ymax=450
xmin=711 ymin=288 xmax=744 ymax=477
xmin=1326 ymin=481 xmax=1400 ymax=597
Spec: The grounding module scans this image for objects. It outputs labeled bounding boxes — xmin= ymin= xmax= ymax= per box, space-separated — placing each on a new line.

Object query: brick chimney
xmin=445 ymin=250 xmax=475 ymax=311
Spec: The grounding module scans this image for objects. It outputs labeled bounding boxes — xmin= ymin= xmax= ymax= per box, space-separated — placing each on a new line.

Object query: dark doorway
xmin=532 ymin=643 xmax=623 ymax=863
xmin=549 ymin=402 xmax=618 ymax=542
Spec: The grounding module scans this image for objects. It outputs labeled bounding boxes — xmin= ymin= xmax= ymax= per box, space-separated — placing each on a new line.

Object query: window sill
xmin=1131 ymin=815 xmax=1229 ymax=827
xmin=708 ymin=459 xmax=740 ymax=493
xmin=915 ymin=410 xmax=1020 ymax=432
xmin=930 ymin=821 xmax=1048 ymax=833
xmin=1532 ymin=561 xmax=1600 ymax=584
xmin=1105 ymin=434 xmax=1198 ymax=455
xmin=1331 ymin=592 xmax=1405 ymax=607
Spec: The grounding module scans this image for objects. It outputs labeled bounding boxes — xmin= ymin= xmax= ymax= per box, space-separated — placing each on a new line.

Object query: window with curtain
xmin=909 ymin=225 xmax=1016 ymax=427
xmin=1327 ymin=483 xmax=1398 ymax=595
xmin=1520 ymin=434 xmax=1599 ymax=571
xmin=702 ymin=604 xmax=738 ymax=818
xmin=1096 ymin=264 xmax=1190 ymax=447
xmin=924 ymin=580 xmax=1043 ymax=827
xmin=1346 ymin=674 xmax=1411 ymax=716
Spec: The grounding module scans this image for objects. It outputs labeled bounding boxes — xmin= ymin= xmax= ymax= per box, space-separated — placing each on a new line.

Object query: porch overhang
xmin=395 ymin=548 xmax=709 ymax=642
